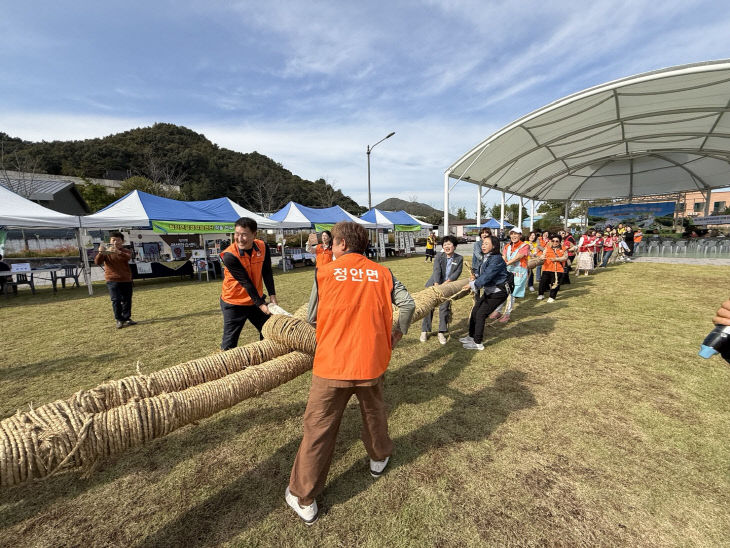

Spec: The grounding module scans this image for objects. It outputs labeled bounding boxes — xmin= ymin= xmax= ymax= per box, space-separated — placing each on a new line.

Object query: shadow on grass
xmin=136 ymin=336 xmax=538 ymax=547
xmin=0 ymin=352 xmax=119 ymax=383
xmin=0 ymin=400 xmax=307 ymax=530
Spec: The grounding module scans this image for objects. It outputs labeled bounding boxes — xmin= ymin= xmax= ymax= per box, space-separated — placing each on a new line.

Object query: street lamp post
xmin=367 ymin=131 xmax=395 ymax=210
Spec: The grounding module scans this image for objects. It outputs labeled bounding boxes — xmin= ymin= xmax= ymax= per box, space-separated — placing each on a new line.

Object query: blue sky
xmin=2 ymin=1 xmax=729 ymax=214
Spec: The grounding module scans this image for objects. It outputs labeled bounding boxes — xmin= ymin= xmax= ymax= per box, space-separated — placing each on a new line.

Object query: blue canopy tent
xmin=80 ymin=190 xmax=278 ymax=232
xmin=360 ymin=208 xmax=427 ymax=231
xmin=269 ymin=202 xmax=375 ymax=230
xmin=472 ymin=218 xmax=514 ymax=229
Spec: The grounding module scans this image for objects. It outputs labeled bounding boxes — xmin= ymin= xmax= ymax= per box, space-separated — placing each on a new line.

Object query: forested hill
xmin=0 ymin=123 xmax=363 ymax=214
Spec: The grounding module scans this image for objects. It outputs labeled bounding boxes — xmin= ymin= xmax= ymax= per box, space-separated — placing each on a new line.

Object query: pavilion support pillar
xmin=530 ymin=200 xmax=535 ymax=232
xmin=443 ymin=172 xmax=450 ymax=237
xmin=476 ymin=184 xmax=482 ymax=227
xmin=564 ymin=201 xmax=570 ymax=229
xmin=518 ymin=198 xmax=523 ymax=230
xmin=500 ymin=191 xmax=505 ymax=230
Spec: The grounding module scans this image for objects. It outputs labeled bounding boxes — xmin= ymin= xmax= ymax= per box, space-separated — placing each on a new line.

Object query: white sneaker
xmin=437 ymin=333 xmax=447 ymax=345
xmin=419 ymin=332 xmax=428 ymax=342
xmin=529 ymin=286 xmax=535 ymax=292
xmin=547 ymin=297 xmax=555 ymax=303
xmin=463 ymin=341 xmax=485 ymax=351
xmin=458 ymin=335 xmax=474 ymax=344
xmin=536 ymin=295 xmax=544 ymax=300
xmin=370 ymin=456 xmax=390 ymax=478
xmin=285 ymin=487 xmax=319 ymax=525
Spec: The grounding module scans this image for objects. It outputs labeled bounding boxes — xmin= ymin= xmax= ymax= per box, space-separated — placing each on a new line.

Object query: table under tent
xmin=0 ymin=185 xmax=90 ymax=296
xmin=80 ymin=190 xmax=279 ymax=283
xmin=268 ymin=202 xmax=376 ymax=267
xmin=360 ymin=208 xmax=430 ymax=257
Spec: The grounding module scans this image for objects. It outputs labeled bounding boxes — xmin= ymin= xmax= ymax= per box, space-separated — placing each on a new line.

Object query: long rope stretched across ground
xmin=0 ymin=279 xmax=470 ymax=489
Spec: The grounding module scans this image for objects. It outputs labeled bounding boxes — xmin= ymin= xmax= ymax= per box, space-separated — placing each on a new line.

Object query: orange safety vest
xmin=634 ymin=233 xmax=643 ymax=243
xmin=220 ymin=240 xmax=266 ymax=306
xmin=315 ymin=243 xmax=333 ymax=267
xmin=503 ymin=241 xmax=529 ymax=268
xmin=542 ymin=246 xmax=566 ymax=273
xmin=313 ymin=253 xmax=394 ymax=380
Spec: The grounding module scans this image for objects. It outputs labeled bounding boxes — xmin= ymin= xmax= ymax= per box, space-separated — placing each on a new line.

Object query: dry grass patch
xmin=1 ymin=259 xmax=729 ymax=546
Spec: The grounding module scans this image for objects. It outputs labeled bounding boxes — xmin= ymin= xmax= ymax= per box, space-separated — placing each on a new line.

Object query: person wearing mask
xmin=460 ymin=235 xmax=509 ymax=351
xmin=536 ymin=234 xmax=568 ymax=302
xmin=420 ymin=236 xmax=463 ymax=344
xmin=219 ymin=217 xmax=278 ymax=350
xmin=285 ymin=222 xmax=415 ymax=525
xmin=95 ymin=232 xmax=136 ymax=329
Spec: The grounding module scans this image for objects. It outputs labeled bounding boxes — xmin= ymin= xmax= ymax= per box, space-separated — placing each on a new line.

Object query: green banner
xmin=394 ymin=224 xmax=421 ymax=232
xmin=152 ymin=220 xmax=235 ymax=234
xmin=313 ymin=223 xmax=334 ymax=232
xmin=0 ymin=230 xmax=6 ymax=255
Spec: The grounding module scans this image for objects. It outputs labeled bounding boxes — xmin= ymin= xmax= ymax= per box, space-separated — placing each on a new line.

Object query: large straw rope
xmin=0 ymin=279 xmax=468 ymax=489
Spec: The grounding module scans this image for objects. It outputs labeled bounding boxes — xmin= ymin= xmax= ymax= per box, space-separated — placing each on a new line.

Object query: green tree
xmin=456 ymin=207 xmax=467 ymax=220
xmin=118 ymin=176 xmax=183 ymax=199
xmin=488 ymin=203 xmax=528 ymax=223
xmin=78 ymin=181 xmax=116 ymax=212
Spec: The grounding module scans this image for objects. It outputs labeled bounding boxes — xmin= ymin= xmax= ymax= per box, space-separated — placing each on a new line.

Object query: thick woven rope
xmin=0 ymin=279 xmax=467 ymax=488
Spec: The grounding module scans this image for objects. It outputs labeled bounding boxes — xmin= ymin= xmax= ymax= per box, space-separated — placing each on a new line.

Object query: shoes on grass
xmin=536 ymin=295 xmax=544 ymax=300
xmin=497 ymin=314 xmax=510 ymax=323
xmin=547 ymin=297 xmax=555 ymax=303
xmin=437 ymin=333 xmax=447 ymax=345
xmin=116 ymin=321 xmax=124 ymax=329
xmin=124 ymin=320 xmax=137 ymax=326
xmin=488 ymin=310 xmax=502 ymax=319
xmin=463 ymin=341 xmax=485 ymax=351
xmin=419 ymin=332 xmax=428 ymax=342
xmin=458 ymin=335 xmax=474 ymax=344
xmin=285 ymin=487 xmax=319 ymax=525
xmin=370 ymin=456 xmax=390 ymax=478
xmin=528 ymin=286 xmax=535 ymax=292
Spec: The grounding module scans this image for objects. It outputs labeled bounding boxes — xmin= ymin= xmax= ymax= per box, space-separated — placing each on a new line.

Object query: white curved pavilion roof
xmin=447 ymin=60 xmax=730 ymax=201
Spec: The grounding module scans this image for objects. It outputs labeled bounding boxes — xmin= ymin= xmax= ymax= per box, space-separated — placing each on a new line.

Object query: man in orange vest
xmin=219 ymin=217 xmax=278 ymax=350
xmin=285 ymin=221 xmax=415 ymax=525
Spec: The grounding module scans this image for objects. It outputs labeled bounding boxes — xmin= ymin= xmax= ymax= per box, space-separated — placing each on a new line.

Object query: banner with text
xmin=152 ymin=220 xmax=235 ymax=234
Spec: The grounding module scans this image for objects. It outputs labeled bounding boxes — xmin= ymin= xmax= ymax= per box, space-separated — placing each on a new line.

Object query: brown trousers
xmin=288 ymin=374 xmax=393 ymax=505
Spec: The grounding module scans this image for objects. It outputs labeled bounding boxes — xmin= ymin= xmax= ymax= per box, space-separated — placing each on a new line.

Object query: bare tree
xmin=0 ymin=142 xmax=41 ymax=199
xmin=315 ymin=178 xmax=339 ymax=208
xmin=1 ymin=141 xmax=43 ymax=251
xmin=245 ymin=176 xmax=288 ymax=214
xmin=138 ymin=150 xmax=187 ymax=193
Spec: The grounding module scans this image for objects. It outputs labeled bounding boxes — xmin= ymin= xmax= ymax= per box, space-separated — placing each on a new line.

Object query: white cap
xmin=509 ymin=227 xmax=522 ymax=234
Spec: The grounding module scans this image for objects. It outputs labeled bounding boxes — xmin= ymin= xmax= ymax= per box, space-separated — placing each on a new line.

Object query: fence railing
xmin=634 ymin=238 xmax=730 ymax=258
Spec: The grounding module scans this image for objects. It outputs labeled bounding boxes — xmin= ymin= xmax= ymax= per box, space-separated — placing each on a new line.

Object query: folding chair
xmin=57 ymin=265 xmax=81 ymax=288
xmin=13 ymin=273 xmax=35 ymax=295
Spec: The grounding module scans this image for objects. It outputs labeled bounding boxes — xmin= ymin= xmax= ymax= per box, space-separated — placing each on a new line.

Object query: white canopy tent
xmin=0 ymin=185 xmax=81 ymax=228
xmin=445 ymin=59 xmax=730 ymax=234
xmin=0 ymin=186 xmax=94 ymax=294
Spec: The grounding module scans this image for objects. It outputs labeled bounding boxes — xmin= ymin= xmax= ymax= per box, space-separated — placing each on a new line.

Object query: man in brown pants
xmin=285 ymin=221 xmax=415 ymax=525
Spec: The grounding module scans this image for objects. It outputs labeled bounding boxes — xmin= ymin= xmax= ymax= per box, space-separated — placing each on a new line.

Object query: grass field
xmin=1 ymin=257 xmax=730 ymax=547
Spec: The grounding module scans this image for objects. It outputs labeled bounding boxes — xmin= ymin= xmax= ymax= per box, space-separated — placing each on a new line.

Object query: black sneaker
xmin=124 ymin=320 xmax=138 ymax=326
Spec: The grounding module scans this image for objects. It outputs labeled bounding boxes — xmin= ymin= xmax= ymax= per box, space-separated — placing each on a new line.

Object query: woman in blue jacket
xmin=460 ymin=235 xmax=509 ymax=351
